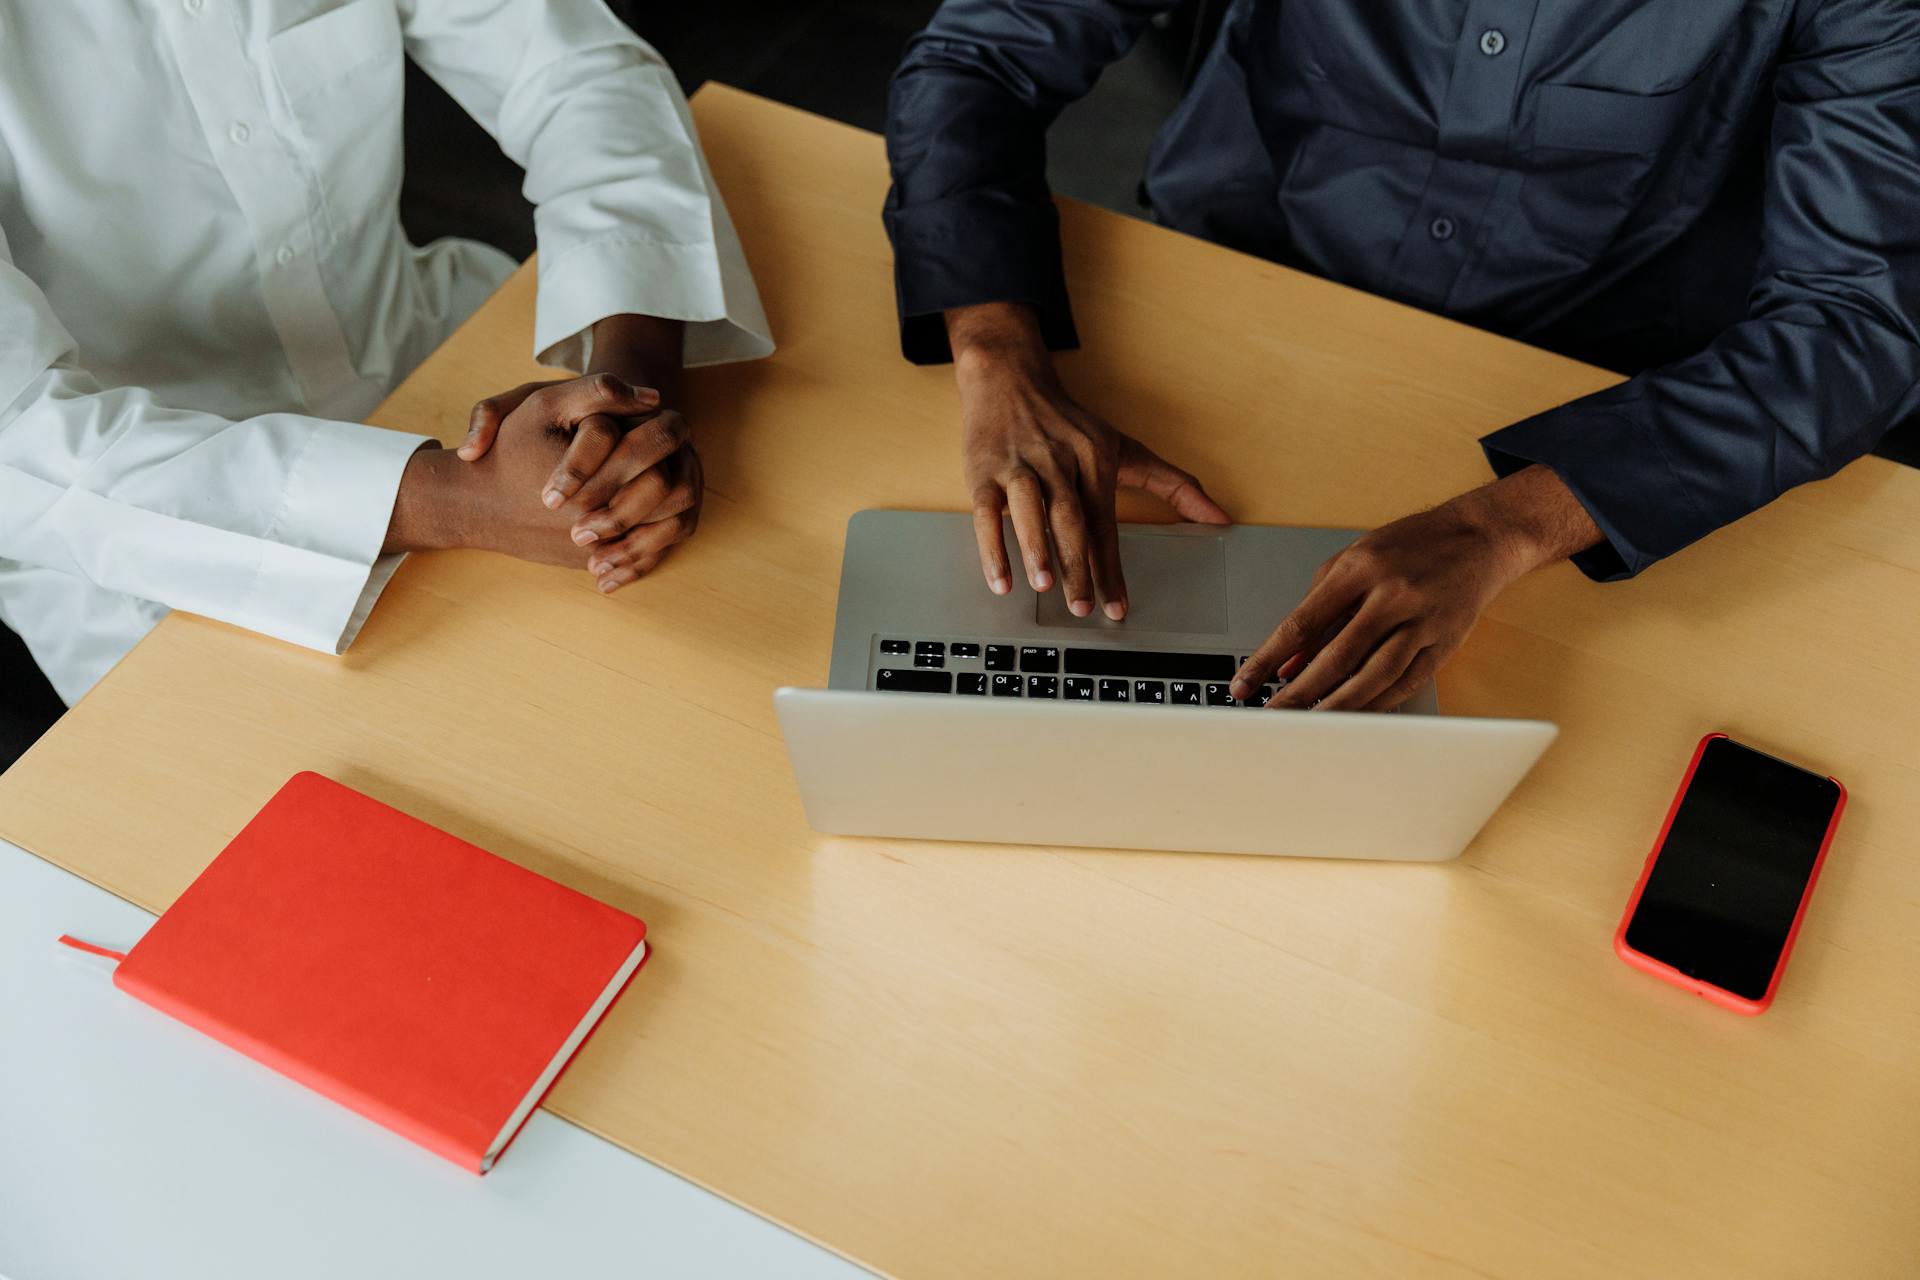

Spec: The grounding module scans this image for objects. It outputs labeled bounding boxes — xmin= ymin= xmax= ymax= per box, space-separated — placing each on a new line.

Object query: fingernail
xmin=542 ymin=489 xmax=563 ymax=509
xmin=1105 ymin=600 xmax=1127 ymax=621
xmin=597 ymin=578 xmax=618 ymax=594
xmin=988 ymin=576 xmax=1010 ymax=595
xmin=1031 ymin=569 xmax=1052 ymax=591
xmin=1069 ymin=599 xmax=1092 ymax=617
xmin=572 ymin=527 xmax=597 ymax=545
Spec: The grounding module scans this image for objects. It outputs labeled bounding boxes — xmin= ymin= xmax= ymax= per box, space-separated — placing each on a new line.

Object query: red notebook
xmin=93 ymin=772 xmax=647 ymax=1173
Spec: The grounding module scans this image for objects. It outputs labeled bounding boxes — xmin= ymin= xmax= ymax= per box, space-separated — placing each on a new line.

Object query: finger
xmin=572 ymin=466 xmax=694 ymax=546
xmin=594 ymin=552 xmax=666 ymax=596
xmin=572 ymin=439 xmax=681 ymax=540
xmin=574 ymin=430 xmax=670 ymax=516
xmin=612 ymin=410 xmax=690 ymax=476
xmin=1364 ymin=647 xmax=1444 ymax=712
xmin=542 ymin=413 xmax=622 ymax=509
xmin=1230 ymin=576 xmax=1363 ymax=699
xmin=1004 ymin=468 xmax=1053 ymax=592
xmin=459 ymin=380 xmax=546 ymax=460
xmin=1081 ymin=474 xmax=1128 ymax=621
xmin=1269 ymin=597 xmax=1400 ymax=709
xmin=571 ymin=468 xmax=669 ymax=544
xmin=528 ymin=373 xmax=661 ymax=428
xmin=593 ymin=562 xmax=638 ymax=595
xmin=1045 ymin=480 xmax=1094 ymax=618
xmin=1117 ymin=440 xmax=1230 ymax=525
xmin=587 ymin=516 xmax=693 ymax=578
xmin=1279 ymin=604 xmax=1360 ymax=684
xmin=971 ymin=486 xmax=1012 ymax=595
xmin=1310 ymin=624 xmax=1424 ymax=711
xmin=569 ymin=411 xmax=690 ymax=513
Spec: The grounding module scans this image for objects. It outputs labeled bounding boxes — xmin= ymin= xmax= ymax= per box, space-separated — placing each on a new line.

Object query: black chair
xmin=0 ymin=624 xmax=64 ymax=773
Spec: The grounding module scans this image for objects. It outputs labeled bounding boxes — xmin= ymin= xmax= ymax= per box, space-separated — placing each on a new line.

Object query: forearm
xmin=886 ymin=3 xmax=1164 ymax=365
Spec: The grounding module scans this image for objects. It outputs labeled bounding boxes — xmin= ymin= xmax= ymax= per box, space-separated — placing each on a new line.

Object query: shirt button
xmin=228 ymin=121 xmax=251 ymax=145
xmin=276 ymin=245 xmax=297 ymax=266
xmin=1479 ymin=29 xmax=1506 ymax=57
xmin=1429 ymin=216 xmax=1456 ymax=241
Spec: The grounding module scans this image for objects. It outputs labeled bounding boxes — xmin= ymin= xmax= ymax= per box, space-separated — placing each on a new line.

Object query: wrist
xmin=947 ymin=302 xmax=1054 ymax=387
xmin=1449 ymin=464 xmax=1604 ymax=578
xmin=588 ymin=314 xmax=684 ymax=402
xmin=383 ymin=445 xmax=472 ymax=554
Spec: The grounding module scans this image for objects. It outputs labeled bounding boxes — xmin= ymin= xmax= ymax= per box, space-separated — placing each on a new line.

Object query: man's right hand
xmin=947 ymin=302 xmax=1229 ymax=620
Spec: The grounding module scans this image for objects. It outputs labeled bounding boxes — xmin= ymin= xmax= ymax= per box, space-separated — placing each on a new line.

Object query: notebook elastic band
xmin=57 ymin=935 xmax=128 ymax=963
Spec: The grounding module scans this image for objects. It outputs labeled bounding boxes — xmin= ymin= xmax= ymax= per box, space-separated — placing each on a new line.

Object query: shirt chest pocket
xmin=1531 ymin=77 xmax=1705 ymax=156
xmin=1515 ymin=52 xmax=1721 ymax=260
xmin=268 ymin=0 xmax=405 ymax=240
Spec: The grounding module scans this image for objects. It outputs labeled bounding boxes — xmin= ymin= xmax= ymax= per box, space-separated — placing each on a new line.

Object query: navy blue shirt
xmin=883 ymin=0 xmax=1920 ymax=579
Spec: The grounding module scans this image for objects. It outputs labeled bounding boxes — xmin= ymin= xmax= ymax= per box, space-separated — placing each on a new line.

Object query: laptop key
xmin=956 ymin=672 xmax=987 ymax=695
xmin=991 ymin=673 xmax=1024 ymax=696
xmin=950 ymin=642 xmax=981 ymax=659
xmin=880 ymin=639 xmax=911 ymax=655
xmin=915 ymin=641 xmax=945 ymax=657
xmin=1133 ymin=680 xmax=1166 ymax=705
xmin=1063 ymin=648 xmax=1235 ymax=680
xmin=914 ymin=651 xmax=945 ymax=668
xmin=1169 ymin=681 xmax=1203 ymax=705
xmin=1204 ymin=683 xmax=1235 ymax=706
xmin=876 ymin=668 xmax=951 ymax=694
xmin=1019 ymin=646 xmax=1060 ymax=673
xmin=1063 ymin=677 xmax=1096 ymax=701
xmin=1243 ymin=685 xmax=1276 ymax=706
xmin=1027 ymin=676 xmax=1059 ymax=699
xmin=985 ymin=644 xmax=1016 ymax=671
xmin=1097 ymin=679 xmax=1130 ymax=702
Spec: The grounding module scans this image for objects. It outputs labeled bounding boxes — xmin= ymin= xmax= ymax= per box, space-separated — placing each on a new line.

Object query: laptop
xmin=773 ymin=510 xmax=1557 ymax=860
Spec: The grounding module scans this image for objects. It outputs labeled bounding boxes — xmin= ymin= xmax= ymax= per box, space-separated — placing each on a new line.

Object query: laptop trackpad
xmin=1036 ymin=532 xmax=1229 ymax=633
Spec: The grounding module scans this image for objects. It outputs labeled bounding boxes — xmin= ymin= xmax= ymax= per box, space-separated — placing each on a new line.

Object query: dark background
xmin=2 ymin=0 xmax=1913 ymax=768
xmin=399 ymin=0 xmax=1198 ymax=256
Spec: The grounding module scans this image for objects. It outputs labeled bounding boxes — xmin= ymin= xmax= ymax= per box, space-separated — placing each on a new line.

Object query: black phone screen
xmin=1624 ymin=738 xmax=1841 ymax=1000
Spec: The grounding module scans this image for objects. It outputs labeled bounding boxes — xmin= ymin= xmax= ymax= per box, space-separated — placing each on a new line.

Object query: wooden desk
xmin=5 ymin=86 xmax=1917 ymax=1278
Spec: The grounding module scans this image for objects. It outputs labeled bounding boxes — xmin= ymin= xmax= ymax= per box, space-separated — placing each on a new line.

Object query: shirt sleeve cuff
xmin=1479 ymin=402 xmax=1703 ymax=582
xmin=883 ymin=188 xmax=1079 ymax=365
xmin=532 ymin=234 xmax=774 ymax=373
xmin=235 ymin=422 xmax=430 ymax=655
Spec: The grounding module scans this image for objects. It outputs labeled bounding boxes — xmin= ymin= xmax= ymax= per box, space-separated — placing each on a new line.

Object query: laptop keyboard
xmin=871 ymin=638 xmax=1294 ymax=708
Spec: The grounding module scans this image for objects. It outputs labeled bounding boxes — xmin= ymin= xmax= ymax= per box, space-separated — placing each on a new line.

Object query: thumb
xmin=1118 ymin=440 xmax=1231 ymax=525
xmin=457 ymin=400 xmax=504 ymax=461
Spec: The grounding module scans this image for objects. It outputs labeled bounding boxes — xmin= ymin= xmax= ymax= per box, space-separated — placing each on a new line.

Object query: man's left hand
xmin=1230 ymin=465 xmax=1603 ymax=711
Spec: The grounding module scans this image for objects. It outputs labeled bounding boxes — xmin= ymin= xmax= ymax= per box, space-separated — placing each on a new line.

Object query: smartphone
xmin=1615 ymin=733 xmax=1846 ymax=1015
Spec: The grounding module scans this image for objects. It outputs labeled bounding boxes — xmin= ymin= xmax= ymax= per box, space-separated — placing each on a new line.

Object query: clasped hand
xmin=456 ymin=373 xmax=703 ymax=594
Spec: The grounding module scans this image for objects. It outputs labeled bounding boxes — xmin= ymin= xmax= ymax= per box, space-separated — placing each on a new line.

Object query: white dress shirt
xmin=0 ymin=0 xmax=772 ymax=704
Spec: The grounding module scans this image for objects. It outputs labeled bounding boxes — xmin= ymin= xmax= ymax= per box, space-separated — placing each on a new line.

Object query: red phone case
xmin=1614 ymin=733 xmax=1847 ymax=1015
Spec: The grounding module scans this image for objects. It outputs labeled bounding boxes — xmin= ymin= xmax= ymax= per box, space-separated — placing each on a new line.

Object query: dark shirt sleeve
xmin=883 ymin=0 xmax=1181 ymax=364
xmin=1481 ymin=0 xmax=1920 ymax=581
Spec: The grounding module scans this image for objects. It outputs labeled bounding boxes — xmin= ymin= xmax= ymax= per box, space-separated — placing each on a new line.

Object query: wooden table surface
xmin=4 ymin=86 xmax=1917 ymax=1279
